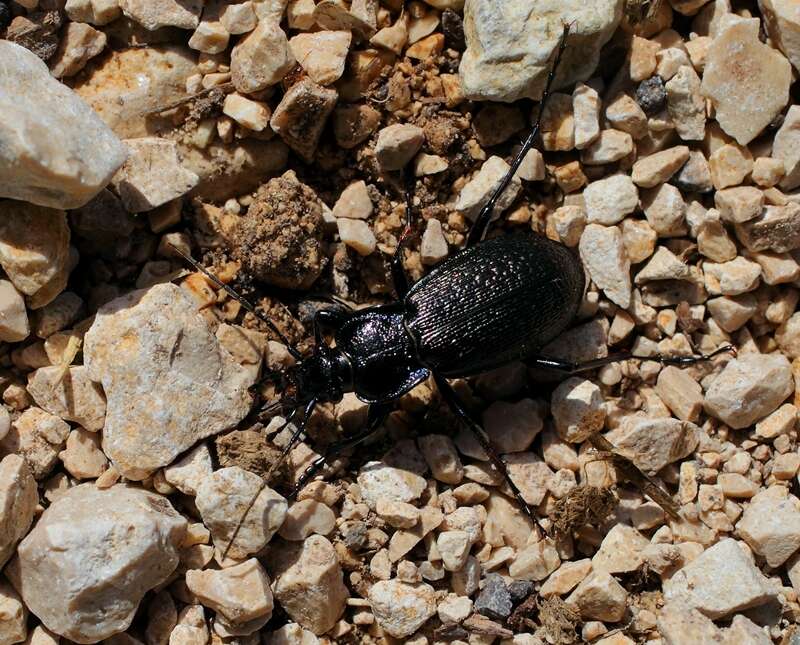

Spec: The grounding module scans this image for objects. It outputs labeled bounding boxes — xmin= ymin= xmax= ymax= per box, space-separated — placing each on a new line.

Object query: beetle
xmin=174 ymin=25 xmax=730 ymax=542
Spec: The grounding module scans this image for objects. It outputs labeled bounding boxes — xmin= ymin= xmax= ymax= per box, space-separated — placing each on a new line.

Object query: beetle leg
xmin=290 ymin=402 xmax=392 ymax=499
xmin=433 ymin=373 xmax=545 ymax=536
xmin=527 ymin=344 xmax=735 ymax=374
xmin=391 ymin=168 xmax=417 ymax=298
xmin=313 ymin=308 xmax=349 ymax=345
xmin=464 ymin=24 xmax=571 ymax=248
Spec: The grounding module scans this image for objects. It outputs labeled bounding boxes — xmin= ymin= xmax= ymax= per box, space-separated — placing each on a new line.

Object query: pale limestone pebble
xmin=665 ymin=65 xmax=706 ymax=141
xmin=550 ymin=376 xmax=605 ymax=443
xmin=441 ymin=506 xmax=482 ymax=545
xmin=357 ymin=461 xmax=427 ymax=510
xmin=376 ymin=498 xmax=420 ymax=529
xmin=13 ymin=484 xmax=186 ymax=643
xmin=632 ymin=146 xmax=690 ymax=188
xmin=195 ymin=467 xmax=287 ymax=559
xmin=415 ymin=153 xmax=449 ymax=177
xmin=0 ymin=581 xmax=26 ymax=645
xmin=83 ymin=284 xmax=253 ymax=479
xmin=572 ymin=83 xmax=601 ymax=149
xmin=0 ymin=455 xmax=37 ymax=571
xmin=707 ymin=294 xmax=757 ymax=332
xmin=408 ymin=11 xmax=440 ymax=44
xmin=701 ymin=18 xmax=791 ymax=145
xmin=169 ymin=604 xmax=208 ymax=645
xmin=717 ymin=473 xmax=760 ymax=498
xmin=312 ymin=0 xmax=375 ymax=39
xmin=163 ymin=443 xmax=213 ymax=496
xmin=641 ymin=183 xmax=687 ymax=237
xmin=655 ymin=366 xmax=704 ymax=422
xmin=375 ymin=124 xmax=425 ymax=172
xmin=278 ymin=499 xmax=335 ymax=541
xmin=0 ymin=42 xmax=127 ymax=210
xmin=606 ymin=417 xmax=700 ymax=475
xmin=657 ymin=600 xmax=724 ymax=645
xmin=736 ymin=486 xmax=800 ymax=567
xmin=580 ymin=129 xmax=633 ymax=165
xmin=49 ymin=22 xmax=106 ymax=78
xmin=456 ymin=159 xmax=520 ymax=219
xmin=0 ymin=281 xmax=29 ymax=343
xmin=566 ymin=572 xmax=627 ymax=622
xmin=620 ymin=218 xmax=657 ymax=264
xmin=775 ymin=106 xmax=800 ymax=191
xmin=420 ymin=219 xmax=449 ymax=265
xmin=703 ymin=257 xmax=762 ymax=296
xmin=336 ymin=218 xmax=376 ymax=256
xmin=231 ymin=21 xmax=294 ymax=93
xmin=709 ymin=143 xmax=753 ymax=190
xmin=222 ymin=94 xmax=271 ymax=132
xmin=656 ymin=47 xmax=692 ymax=80
xmin=538 ymin=559 xmax=592 ymax=598
xmin=579 ymin=224 xmax=632 ymax=308
xmin=270 ymin=79 xmax=338 ymax=163
xmin=118 ymin=0 xmax=201 ymax=29
xmin=186 ymin=559 xmax=273 ymax=625
xmin=481 ymin=399 xmax=543 ymax=454
xmin=289 ymin=31 xmax=351 ymax=86
xmin=663 ymin=538 xmax=777 ymax=619
xmin=508 ymin=539 xmax=560 ymax=581
xmin=735 ymin=202 xmax=800 ymax=253
xmin=221 ymin=2 xmax=257 ymax=34
xmin=58 ymin=428 xmax=107 ymax=480
xmin=755 ymin=403 xmax=797 ymax=438
xmin=583 ymin=174 xmax=639 ymax=225
xmin=266 ymin=623 xmax=320 ymax=645
xmin=698 ymin=220 xmax=737 ymax=263
xmin=332 ymin=180 xmax=373 ymax=220
xmin=74 ymin=46 xmax=198 ymax=139
xmin=34 ymin=292 xmax=83 ymax=339
xmin=272 ymin=535 xmax=347 ymax=635
xmin=749 ymin=249 xmax=800 ymax=284
xmin=540 ymin=93 xmax=575 ymax=152
xmin=437 ymin=530 xmax=471 ymax=571
xmin=0 ymin=407 xmax=70 ymax=480
xmin=418 ymin=434 xmax=463 ymax=484
xmin=752 ymin=157 xmax=785 ymax=188
xmin=371 ymin=14 xmax=409 ymax=55
xmin=368 ymin=579 xmax=436 ymax=638
xmin=27 ymin=365 xmax=106 ymax=431
xmin=65 ymin=0 xmax=121 ymax=25
xmin=547 ymin=205 xmax=586 ymax=248
xmin=437 ymin=594 xmax=472 ymax=624
xmin=0 ymin=204 xmax=69 ymax=308
xmin=675 ymin=150 xmax=713 ymax=193
xmin=714 ymin=186 xmax=764 ymax=224
xmin=24 ymin=625 xmax=61 ymax=645
xmin=188 ymin=20 xmax=230 ymax=54
xmin=459 ymin=0 xmax=623 ymax=102
xmin=634 ymin=246 xmax=692 ymax=283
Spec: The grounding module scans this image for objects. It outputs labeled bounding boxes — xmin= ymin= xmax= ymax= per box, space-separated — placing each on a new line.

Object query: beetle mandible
xmin=175 ymin=24 xmax=730 ymax=542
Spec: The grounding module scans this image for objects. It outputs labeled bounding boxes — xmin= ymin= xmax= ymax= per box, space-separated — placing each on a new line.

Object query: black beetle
xmin=174 ymin=25 xmax=730 ymax=539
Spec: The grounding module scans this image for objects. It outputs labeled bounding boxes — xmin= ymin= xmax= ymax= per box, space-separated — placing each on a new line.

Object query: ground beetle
xmin=175 ymin=25 xmax=730 ymax=540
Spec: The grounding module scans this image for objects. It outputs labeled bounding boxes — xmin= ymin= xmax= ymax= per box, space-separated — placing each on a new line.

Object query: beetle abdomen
xmin=404 ymin=234 xmax=585 ymax=377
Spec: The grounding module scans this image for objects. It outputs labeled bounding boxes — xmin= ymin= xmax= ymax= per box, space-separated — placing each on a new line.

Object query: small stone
xmin=584 ymin=175 xmax=639 ymax=225
xmin=709 ymin=143 xmax=753 ymax=190
xmin=65 ymin=0 xmax=121 ymax=25
xmin=717 ymin=473 xmax=760 ymax=499
xmin=222 ymin=93 xmax=271 ymax=132
xmin=313 ymin=0 xmax=376 ymax=39
xmin=551 ymin=376 xmax=605 ymax=443
xmin=270 ymin=79 xmax=338 ymax=162
xmin=481 ymin=398 xmax=543 ymax=454
xmin=634 ymin=246 xmax=691 ymax=283
xmin=438 ymin=594 xmax=473 ymax=624
xmin=289 ymin=31 xmax=351 ymax=86
xmin=703 ymin=257 xmax=762 ymax=296
xmin=737 ymin=487 xmax=800 ymax=567
xmin=632 ymin=145 xmax=690 ymax=187
xmin=509 ymin=539 xmax=561 ymax=581
xmin=196 ymin=467 xmax=287 ymax=559
xmin=567 ymin=572 xmax=628 ymax=622
xmin=735 ymin=202 xmax=800 ymax=253
xmin=332 ymin=104 xmax=381 ymax=150
xmin=698 ymin=218 xmax=737 ymax=263
xmin=437 ymin=530 xmax=471 ymax=571
xmin=49 ymin=21 xmax=106 ymax=78
xmin=581 ymin=129 xmax=634 ymax=165
xmin=388 ymin=506 xmax=443 ymax=562
xmin=547 ymin=205 xmax=587 ymax=248
xmin=701 ymin=18 xmax=791 ymax=145
xmin=666 ymin=65 xmax=706 ymax=140
xmin=163 ymin=443 xmax=212 ymax=496
xmin=642 ymin=183 xmax=687 ymax=237
xmin=188 ymin=20 xmax=230 ymax=54
xmin=607 ymin=417 xmax=700 ymax=475
xmin=279 ymin=499 xmax=336 ymax=541
xmin=375 ymin=124 xmax=425 ymax=171
xmin=0 ymin=454 xmax=37 ymax=570
xmin=59 ymin=428 xmax=107 ymax=480
xmin=755 ymin=403 xmax=797 ymax=438
xmin=657 ymin=47 xmax=692 ymax=80
xmin=540 ymin=93 xmax=575 ymax=151
xmin=704 ymin=353 xmax=794 ymax=429
xmin=375 ymin=498 xmax=420 ymax=529
xmin=231 ymin=21 xmax=294 ymax=93
xmin=621 ymin=218 xmax=657 ymax=264
xmin=333 ymin=180 xmax=373 ymax=220
xmin=27 ymin=365 xmax=106 ymax=431
xmin=579 ymin=224 xmax=632 ymax=308
xmin=675 ymin=150 xmax=713 ymax=193
xmin=370 ymin=14 xmax=409 ymax=55
xmin=752 ymin=157 xmax=785 ymax=188
xmin=573 ymin=83 xmax=601 ymax=149
xmin=186 ymin=559 xmax=273 ymax=625
xmin=221 ymin=1 xmax=257 ymax=34
xmin=474 ymin=574 xmax=512 ymax=620
xmin=707 ymin=294 xmax=758 ymax=332
xmin=456 ymin=155 xmax=521 ymax=221
xmin=773 ymin=105 xmax=800 ymax=190
xmin=420 ymin=219 xmax=449 ymax=265
xmin=0 ymin=407 xmax=70 ymax=480
xmin=0 ymin=281 xmax=29 ymax=342
xmin=415 ymin=153 xmax=449 ymax=177
xmin=658 ymin=601 xmax=724 ymax=645
xmin=715 ymin=186 xmax=764 ymax=224
xmin=605 ymin=93 xmax=648 ymax=140
xmin=418 ymin=434 xmax=463 ymax=484
xmin=663 ymin=538 xmax=776 ymax=619
xmin=357 ymin=461 xmax=427 ymax=510
xmin=0 ymin=41 xmax=127 ymax=209
xmin=268 ymin=623 xmax=319 ymax=645
xmin=369 ymin=580 xmax=436 ymax=638
xmin=636 ymin=75 xmax=667 ymax=116
xmin=540 ymin=559 xmax=593 ymax=597
xmin=13 ymin=484 xmax=186 ymax=643
xmin=655 ymin=365 xmax=704 ymax=422
xmin=0 ymin=581 xmax=26 ymax=645
xmin=119 ymin=0 xmax=201 ymax=29
xmin=112 ymin=138 xmax=198 ymax=213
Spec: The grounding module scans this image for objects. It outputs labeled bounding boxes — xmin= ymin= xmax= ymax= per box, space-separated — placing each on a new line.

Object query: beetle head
xmin=289 ymin=345 xmax=353 ymax=404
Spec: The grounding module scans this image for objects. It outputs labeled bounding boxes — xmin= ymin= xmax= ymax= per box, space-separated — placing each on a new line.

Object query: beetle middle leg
xmin=433 ymin=373 xmax=544 ymax=535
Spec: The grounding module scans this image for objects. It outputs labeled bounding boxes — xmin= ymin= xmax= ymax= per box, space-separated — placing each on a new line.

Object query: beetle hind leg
xmin=433 ymin=373 xmax=546 ymax=536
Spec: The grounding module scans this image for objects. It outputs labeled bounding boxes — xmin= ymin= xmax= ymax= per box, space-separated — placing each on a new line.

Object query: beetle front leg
xmin=433 ymin=373 xmax=545 ymax=536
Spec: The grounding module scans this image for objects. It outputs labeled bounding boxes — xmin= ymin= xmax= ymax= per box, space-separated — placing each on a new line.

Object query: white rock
xmin=0 ymin=407 xmax=70 ymax=480
xmin=509 ymin=539 xmax=561 ymax=581
xmin=119 ymin=0 xmax=201 ymax=29
xmin=579 ymin=224 xmax=632 ymax=308
xmin=13 ymin=484 xmax=186 ymax=643
xmin=188 ymin=20 xmax=230 ymax=54
xmin=566 ymin=572 xmax=628 ymax=622
xmin=591 ymin=524 xmax=649 ymax=575
xmin=221 ymin=1 xmax=257 ymax=34
xmin=278 ymin=499 xmax=336 ymax=540
xmin=666 ymin=65 xmax=706 ymax=141
xmin=195 ymin=467 xmax=287 ymax=560
xmin=375 ymin=124 xmax=425 ymax=171
xmin=437 ymin=530 xmax=471 ymax=571
xmin=459 ymin=0 xmax=623 ymax=102
xmin=663 ymin=538 xmax=776 ymax=619
xmin=420 ymin=219 xmax=449 ymax=265
xmin=581 ymin=129 xmax=634 ymax=165
xmin=49 ymin=22 xmax=107 ymax=78
xmin=642 ymin=183 xmax=687 ymax=237
xmin=704 ymin=353 xmax=794 ymax=429
xmin=606 ymin=417 xmax=700 ymax=475
xmin=65 ymin=0 xmax=122 ymax=25
xmin=112 ymin=138 xmax=199 ymax=213
xmin=482 ymin=398 xmax=543 ymax=454
xmin=59 ymin=428 xmax=108 ymax=480
xmin=0 ymin=41 xmax=127 ymax=209
xmin=0 ymin=581 xmax=26 ymax=645
xmin=583 ymin=175 xmax=639 ymax=225
xmin=438 ymin=594 xmax=473 ymax=624
xmin=28 ymin=365 xmax=106 ymax=431
xmin=573 ymin=83 xmax=601 ymax=149
xmin=456 ymin=155 xmax=521 ymax=221
xmin=418 ymin=434 xmax=463 ymax=484
xmin=267 ymin=623 xmax=319 ymax=645
xmin=772 ymin=105 xmax=800 ymax=190
xmin=337 ymin=219 xmax=377 ymax=256
xmin=231 ymin=21 xmax=295 ymax=94
xmin=703 ymin=257 xmax=762 ymax=296
xmin=222 ymin=94 xmax=271 ymax=132
xmin=376 ymin=498 xmax=420 ymax=529
xmin=332 ymin=180 xmax=373 ymax=220
xmin=357 ymin=461 xmax=427 ymax=510
xmin=84 ymin=284 xmax=253 ymax=479
xmin=289 ymin=31 xmax=351 ymax=86
xmin=657 ymin=601 xmax=724 ymax=645
xmin=737 ymin=487 xmax=800 ymax=567
xmin=186 ymin=559 xmax=273 ymax=625
xmin=163 ymin=442 xmax=213 ymax=496
xmin=0 ymin=281 xmax=29 ymax=342
xmin=368 ymin=580 xmax=437 ymax=638
xmin=0 ymin=454 xmax=37 ymax=570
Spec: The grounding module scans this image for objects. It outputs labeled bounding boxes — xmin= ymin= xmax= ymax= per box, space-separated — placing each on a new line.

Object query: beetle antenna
xmin=221 ymin=399 xmax=317 ymax=560
xmin=168 ymin=243 xmax=303 ymax=361
xmin=465 ymin=23 xmax=571 ymax=247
